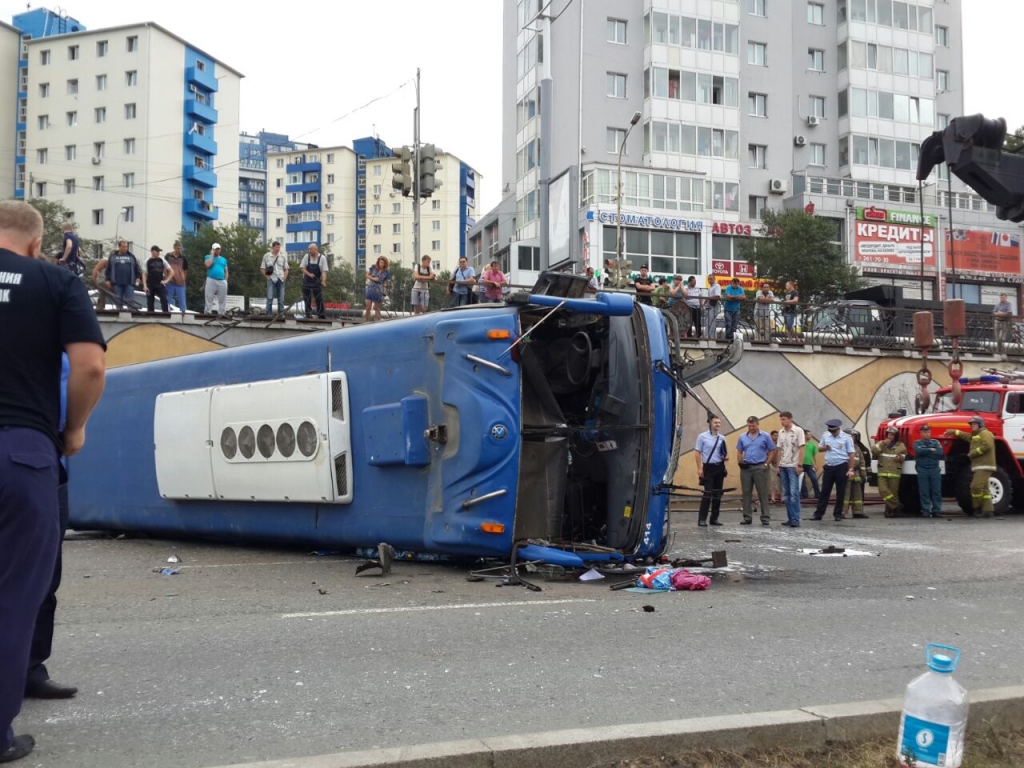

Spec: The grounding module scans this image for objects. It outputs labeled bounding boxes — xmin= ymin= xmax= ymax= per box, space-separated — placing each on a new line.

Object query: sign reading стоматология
xmin=854 ymin=206 xmax=936 ymax=268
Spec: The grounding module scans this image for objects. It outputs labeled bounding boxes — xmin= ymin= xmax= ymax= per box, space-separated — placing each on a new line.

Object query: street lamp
xmin=114 ymin=206 xmax=129 ymax=246
xmin=615 ymin=111 xmax=643 ymax=278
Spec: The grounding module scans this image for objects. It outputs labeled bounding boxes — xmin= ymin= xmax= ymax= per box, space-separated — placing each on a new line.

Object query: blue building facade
xmin=181 ymin=46 xmax=219 ymax=234
xmin=352 ymin=137 xmax=392 ymax=269
xmin=284 ymin=153 xmax=323 ymax=256
xmin=10 ymin=9 xmax=86 ymax=198
xmin=459 ymin=162 xmax=477 ymax=260
xmin=239 ymin=131 xmax=305 ymax=242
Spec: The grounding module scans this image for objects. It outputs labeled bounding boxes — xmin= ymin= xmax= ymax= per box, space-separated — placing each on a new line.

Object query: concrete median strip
xmin=205 ymin=685 xmax=1024 ymax=768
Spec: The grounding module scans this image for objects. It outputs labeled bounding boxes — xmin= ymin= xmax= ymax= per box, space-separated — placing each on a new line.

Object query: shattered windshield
xmin=932 ymin=390 xmax=1000 ymax=414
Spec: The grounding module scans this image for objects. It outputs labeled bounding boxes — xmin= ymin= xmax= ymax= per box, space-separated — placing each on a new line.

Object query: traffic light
xmin=391 ymin=147 xmax=413 ymax=197
xmin=418 ymin=144 xmax=442 ymax=198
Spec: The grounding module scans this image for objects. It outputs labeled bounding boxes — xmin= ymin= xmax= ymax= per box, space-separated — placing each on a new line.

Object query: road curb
xmin=206 ymin=685 xmax=1024 ymax=768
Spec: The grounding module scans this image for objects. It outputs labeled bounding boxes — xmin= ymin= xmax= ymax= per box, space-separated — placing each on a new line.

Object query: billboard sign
xmin=948 ymin=228 xmax=1022 ymax=276
xmin=854 ymin=206 xmax=936 ymax=268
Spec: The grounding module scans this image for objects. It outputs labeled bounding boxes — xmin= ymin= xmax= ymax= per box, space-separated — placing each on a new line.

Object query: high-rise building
xmin=238 ymin=130 xmax=313 ymax=241
xmin=18 ymin=18 xmax=241 ymax=255
xmin=266 ymin=138 xmax=480 ymax=273
xmin=477 ymin=0 xmax=1021 ymax=307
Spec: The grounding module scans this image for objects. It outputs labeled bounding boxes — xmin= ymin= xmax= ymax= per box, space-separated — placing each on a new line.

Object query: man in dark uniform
xmin=0 ymin=200 xmax=106 ymax=763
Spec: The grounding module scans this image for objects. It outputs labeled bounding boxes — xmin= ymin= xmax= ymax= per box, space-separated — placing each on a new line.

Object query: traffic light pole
xmin=413 ymin=68 xmax=421 ymax=269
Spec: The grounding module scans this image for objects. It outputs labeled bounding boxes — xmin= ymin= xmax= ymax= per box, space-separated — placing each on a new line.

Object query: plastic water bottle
xmin=896 ymin=644 xmax=969 ymax=768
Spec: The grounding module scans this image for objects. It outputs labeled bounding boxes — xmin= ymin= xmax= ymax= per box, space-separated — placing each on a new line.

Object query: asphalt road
xmin=13 ymin=503 xmax=1024 ymax=768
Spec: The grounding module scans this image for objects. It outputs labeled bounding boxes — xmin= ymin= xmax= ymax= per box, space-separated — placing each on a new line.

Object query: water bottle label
xmin=901 ymin=714 xmax=950 ymax=766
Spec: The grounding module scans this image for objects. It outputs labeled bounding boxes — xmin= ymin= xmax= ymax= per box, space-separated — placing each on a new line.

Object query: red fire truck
xmin=873 ymin=373 xmax=1024 ymax=515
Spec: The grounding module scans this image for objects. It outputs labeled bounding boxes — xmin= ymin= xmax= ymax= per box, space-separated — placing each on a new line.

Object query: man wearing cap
xmin=813 ymin=419 xmax=857 ymax=521
xmin=872 ymin=427 xmax=907 ymax=517
xmin=735 ymin=416 xmax=776 ymax=525
xmin=143 ymin=246 xmax=172 ymax=313
xmin=203 ymin=243 xmax=229 ymax=315
xmin=945 ymin=417 xmax=997 ymax=517
xmin=913 ymin=425 xmax=944 ymax=517
xmin=722 ymin=277 xmax=745 ymax=341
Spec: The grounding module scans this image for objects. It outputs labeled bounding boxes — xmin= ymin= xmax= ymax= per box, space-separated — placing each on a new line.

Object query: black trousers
xmin=815 ymin=464 xmax=849 ymax=520
xmin=698 ymin=464 xmax=726 ymax=523
xmin=689 ymin=306 xmax=702 ymax=337
xmin=27 ymin=481 xmax=68 ymax=688
xmin=147 ymin=284 xmax=169 ymax=312
xmin=303 ymin=284 xmax=325 ymax=318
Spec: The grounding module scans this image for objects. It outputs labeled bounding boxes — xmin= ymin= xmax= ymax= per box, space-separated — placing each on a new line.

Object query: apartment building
xmin=477 ymin=0 xmax=1020 ymax=307
xmin=21 ymin=21 xmax=241 ymax=254
xmin=238 ymin=130 xmax=313 ymax=242
xmin=266 ymin=138 xmax=480 ymax=273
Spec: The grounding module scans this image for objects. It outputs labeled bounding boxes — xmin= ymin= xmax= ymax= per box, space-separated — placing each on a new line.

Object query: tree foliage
xmin=739 ymin=208 xmax=864 ymax=303
xmin=23 ymin=198 xmax=100 ymax=263
xmin=1005 ymin=125 xmax=1024 ymax=153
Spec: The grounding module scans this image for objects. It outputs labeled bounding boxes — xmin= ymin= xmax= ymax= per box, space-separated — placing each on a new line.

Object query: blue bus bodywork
xmin=70 ymin=285 xmax=737 ymax=566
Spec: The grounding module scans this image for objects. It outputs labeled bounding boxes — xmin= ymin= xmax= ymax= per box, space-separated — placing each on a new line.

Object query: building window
xmin=373 ymin=244 xmax=382 ymax=255
xmin=93 ymin=141 xmax=105 ymax=158
xmin=95 ymin=107 xmax=106 ymax=123
xmin=748 ymin=92 xmax=767 ymax=117
xmin=807 ymin=2 xmax=824 ymax=24
xmin=96 ymin=74 xmax=107 ymax=91
xmin=518 ymin=245 xmax=541 ymax=271
xmin=748 ymin=144 xmax=767 ymax=168
xmin=749 ymin=196 xmax=767 ymax=219
xmin=748 ymin=0 xmax=766 ymax=16
xmin=431 ymin=220 xmax=441 ymax=231
xmin=123 ymin=138 xmax=135 ymax=154
xmin=432 ymin=199 xmax=441 ymax=210
xmin=123 ymin=172 xmax=135 ymax=188
xmin=326 ymin=174 xmax=334 ymax=184
xmin=40 ymin=49 xmax=50 ymax=65
xmin=36 ymin=149 xmax=47 ymax=164
xmin=935 ymin=26 xmax=948 ymax=46
xmin=275 ymin=158 xmax=284 ymax=169
xmin=748 ymin=42 xmax=767 ymax=66
xmin=64 ymin=179 xmax=75 ymax=194
xmin=92 ymin=209 xmax=103 ymax=226
xmin=123 ymin=206 xmax=134 ymax=223
xmin=372 ymin=224 xmax=381 ymax=235
xmin=124 ymin=103 xmax=137 ymax=120
xmin=67 ymin=45 xmax=78 ymax=61
xmin=65 ymin=144 xmax=76 ymax=161
xmin=93 ymin=176 xmax=104 ymax=191
xmin=938 ymin=113 xmax=950 ymax=130
xmin=37 ymin=114 xmax=49 ymax=130
xmin=33 ymin=181 xmax=46 ymax=197
xmin=326 ymin=193 xmax=334 ymax=203
xmin=607 ymin=18 xmax=627 ymax=44
xmin=809 ymin=95 xmax=825 ymax=117
xmin=372 ymin=184 xmax=381 ymax=196
xmin=606 ymin=127 xmax=626 ymax=154
xmin=808 ymin=48 xmax=825 ymax=71
xmin=96 ymin=40 xmax=108 ymax=57
xmin=607 ymin=72 xmax=627 ymax=98
xmin=809 ymin=143 xmax=826 ymax=165
xmin=127 ymin=35 xmax=138 ymax=52
xmin=392 ymin=243 xmax=401 ymax=254
xmin=39 ymin=83 xmax=49 ymax=98
xmin=17 ymin=98 xmax=25 ymax=123
xmin=392 ymin=203 xmax=401 ymax=213
xmin=371 ymin=165 xmax=381 ymax=177
xmin=326 ymin=214 xmax=335 ymax=225
xmin=392 ymin=223 xmax=401 ymax=235
xmin=126 ymin=70 xmax=137 ymax=86
xmin=937 ymin=70 xmax=949 ymax=91
xmin=432 ymin=240 xmax=441 ymax=251
xmin=326 ymin=153 xmax=334 ymax=163
xmin=66 ymin=111 xmax=77 ymax=126
xmin=67 ymin=79 xmax=78 ymax=95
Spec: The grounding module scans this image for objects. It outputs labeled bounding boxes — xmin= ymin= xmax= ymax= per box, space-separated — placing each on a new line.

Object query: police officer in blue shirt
xmin=813 ymin=418 xmax=857 ymax=522
xmin=694 ymin=415 xmax=728 ymax=526
xmin=0 ymin=201 xmax=106 ymax=763
xmin=736 ymin=416 xmax=776 ymax=525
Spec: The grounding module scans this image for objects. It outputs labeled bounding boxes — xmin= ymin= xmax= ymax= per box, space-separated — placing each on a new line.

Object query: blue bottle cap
xmin=929 ymin=654 xmax=955 ymax=673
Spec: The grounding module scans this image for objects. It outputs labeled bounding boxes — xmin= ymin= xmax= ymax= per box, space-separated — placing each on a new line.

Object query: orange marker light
xmin=480 ymin=522 xmax=506 ymax=534
xmin=487 ymin=329 xmax=512 ymax=340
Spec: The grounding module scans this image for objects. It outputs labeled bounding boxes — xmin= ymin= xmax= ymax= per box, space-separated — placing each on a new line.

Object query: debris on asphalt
xmin=355 ymin=542 xmax=397 ymax=576
xmin=672 ymin=550 xmax=728 ymax=569
xmin=579 ymin=568 xmax=605 ymax=582
xmin=642 ymin=605 xmax=656 ymax=613
xmin=159 ymin=567 xmax=180 ymax=576
xmin=167 ymin=554 xmax=182 ymax=564
xmin=725 ymin=539 xmax=742 ymax=543
xmin=626 ymin=566 xmax=711 ymax=592
xmin=799 ymin=547 xmax=880 ymax=557
xmin=906 ymin=595 xmax=916 ymax=600
xmin=317 ymin=588 xmax=329 ymax=595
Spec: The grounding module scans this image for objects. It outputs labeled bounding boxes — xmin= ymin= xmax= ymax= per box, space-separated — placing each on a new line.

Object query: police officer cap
xmin=920 ymin=424 xmax=931 ymax=431
xmin=825 ymin=418 xmax=842 ymax=429
xmin=968 ymin=416 xmax=985 ymax=426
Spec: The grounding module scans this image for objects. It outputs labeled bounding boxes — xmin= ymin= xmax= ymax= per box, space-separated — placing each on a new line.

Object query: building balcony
xmin=183 ymin=198 xmax=218 ymax=220
xmin=186 ymin=132 xmax=218 ymax=156
xmin=286 ymin=182 xmax=321 ymax=194
xmin=286 ymin=221 xmax=321 ymax=233
xmin=285 ymin=242 xmax=313 ymax=254
xmin=184 ymin=165 xmax=218 ymax=188
xmin=186 ymin=65 xmax=219 ymax=93
xmin=185 ymin=98 xmax=218 ymax=124
xmin=286 ymin=201 xmax=322 ymax=215
xmin=286 ymin=161 xmax=321 ymax=174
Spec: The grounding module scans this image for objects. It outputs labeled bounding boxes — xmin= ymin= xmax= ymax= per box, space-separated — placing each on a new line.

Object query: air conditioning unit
xmin=769 ymin=178 xmax=788 ymax=195
xmin=373 ymin=193 xmax=380 ymax=199
xmin=794 ymin=135 xmax=807 ymax=147
xmin=807 ymin=115 xmax=821 ymax=127
xmin=325 ymin=204 xmax=331 ymax=209
xmin=91 ymin=157 xmax=101 ymax=165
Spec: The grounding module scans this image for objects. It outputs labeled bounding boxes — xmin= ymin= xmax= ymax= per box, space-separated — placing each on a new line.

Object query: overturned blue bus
xmin=69 ymin=274 xmax=741 ymax=567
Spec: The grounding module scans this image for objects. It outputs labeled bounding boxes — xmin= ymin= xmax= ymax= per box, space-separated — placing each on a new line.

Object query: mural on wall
xmin=674 ymin=349 xmax=991 ymax=489
xmin=102 ymin=325 xmax=226 ymax=368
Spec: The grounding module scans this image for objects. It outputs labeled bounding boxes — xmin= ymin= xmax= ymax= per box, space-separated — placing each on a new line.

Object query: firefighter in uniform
xmin=945 ymin=416 xmax=997 ymax=518
xmin=844 ymin=430 xmax=870 ymax=518
xmin=871 ymin=426 xmax=907 ymax=517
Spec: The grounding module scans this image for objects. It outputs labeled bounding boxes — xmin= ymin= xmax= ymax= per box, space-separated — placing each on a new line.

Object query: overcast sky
xmin=4 ymin=0 xmax=1020 ymax=212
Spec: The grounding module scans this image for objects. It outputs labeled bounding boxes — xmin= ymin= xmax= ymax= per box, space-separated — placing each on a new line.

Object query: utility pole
xmin=413 ymin=68 xmax=421 ymax=268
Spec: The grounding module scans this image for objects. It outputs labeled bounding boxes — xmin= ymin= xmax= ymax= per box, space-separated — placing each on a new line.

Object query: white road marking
xmin=281 ymin=598 xmax=596 ymax=620
xmin=720 ymin=527 xmax=940 ymax=552
xmin=177 ymin=561 xmax=307 ymax=569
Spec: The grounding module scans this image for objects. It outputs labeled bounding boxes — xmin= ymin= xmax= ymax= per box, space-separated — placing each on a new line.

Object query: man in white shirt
xmin=684 ymin=276 xmax=703 ymax=338
xmin=261 ymin=241 xmax=289 ymax=316
xmin=775 ymin=411 xmax=806 ymax=527
xmin=705 ymin=275 xmax=722 ymax=340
